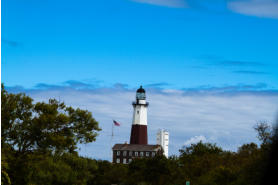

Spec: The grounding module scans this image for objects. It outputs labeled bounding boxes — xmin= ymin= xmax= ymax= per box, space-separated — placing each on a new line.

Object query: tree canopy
xmin=1 ymin=84 xmax=101 ymax=154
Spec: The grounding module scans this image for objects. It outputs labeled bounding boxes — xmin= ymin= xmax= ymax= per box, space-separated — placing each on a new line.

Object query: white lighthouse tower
xmin=156 ymin=129 xmax=169 ymax=158
xmin=130 ymin=86 xmax=149 ymax=144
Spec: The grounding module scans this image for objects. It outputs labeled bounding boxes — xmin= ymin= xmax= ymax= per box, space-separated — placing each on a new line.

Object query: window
xmin=123 ymin=158 xmax=127 ymax=164
xmin=123 ymin=151 xmax=127 ymax=156
xmin=135 ymin=152 xmax=138 ymax=157
xmin=152 ymin=152 xmax=156 ymax=157
xmin=146 ymin=152 xmax=149 ymax=157
xmin=129 ymin=151 xmax=133 ymax=156
xmin=137 ymin=110 xmax=139 ymax=114
xmin=116 ymin=158 xmax=120 ymax=163
xmin=129 ymin=158 xmax=132 ymax=163
xmin=140 ymin=152 xmax=144 ymax=157
xmin=116 ymin=151 xmax=121 ymax=156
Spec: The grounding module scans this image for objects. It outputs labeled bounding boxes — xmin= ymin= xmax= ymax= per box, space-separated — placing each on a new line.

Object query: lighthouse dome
xmin=136 ymin=86 xmax=145 ymax=93
xmin=136 ymin=86 xmax=146 ymax=100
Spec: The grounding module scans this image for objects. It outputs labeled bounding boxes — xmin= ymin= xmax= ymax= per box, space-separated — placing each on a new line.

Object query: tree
xmin=237 ymin=143 xmax=258 ymax=156
xmin=1 ymin=84 xmax=101 ymax=154
xmin=1 ymin=85 xmax=101 ymax=185
xmin=178 ymin=142 xmax=225 ymax=184
xmin=27 ymin=153 xmax=98 ymax=185
xmin=254 ymin=121 xmax=273 ymax=145
xmin=88 ymin=160 xmax=128 ymax=185
xmin=179 ymin=142 xmax=223 ymax=156
xmin=1 ymin=150 xmax=11 ymax=185
xmin=127 ymin=155 xmax=177 ymax=185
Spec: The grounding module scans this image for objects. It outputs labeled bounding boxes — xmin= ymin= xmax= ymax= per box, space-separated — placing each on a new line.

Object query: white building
xmin=156 ymin=129 xmax=169 ymax=158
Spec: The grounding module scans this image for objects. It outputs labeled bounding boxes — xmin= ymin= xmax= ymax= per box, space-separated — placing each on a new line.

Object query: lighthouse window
xmin=137 ymin=110 xmax=139 ymax=114
xmin=140 ymin=152 xmax=144 ymax=157
xmin=117 ymin=151 xmax=121 ymax=156
xmin=123 ymin=151 xmax=127 ymax=156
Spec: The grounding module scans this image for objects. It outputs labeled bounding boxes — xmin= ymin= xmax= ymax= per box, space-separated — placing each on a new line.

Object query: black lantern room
xmin=136 ymin=86 xmax=146 ymax=100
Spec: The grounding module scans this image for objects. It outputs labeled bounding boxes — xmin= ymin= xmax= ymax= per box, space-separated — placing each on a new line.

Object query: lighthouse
xmin=130 ymin=86 xmax=149 ymax=144
xmin=112 ymin=86 xmax=166 ymax=164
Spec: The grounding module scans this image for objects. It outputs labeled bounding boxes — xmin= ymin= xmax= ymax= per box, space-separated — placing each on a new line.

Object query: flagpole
xmin=112 ymin=120 xmax=114 ymax=138
xmin=110 ymin=120 xmax=120 ymax=162
xmin=110 ymin=120 xmax=114 ymax=161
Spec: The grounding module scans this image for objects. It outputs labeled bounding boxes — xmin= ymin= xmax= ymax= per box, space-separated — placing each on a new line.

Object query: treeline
xmin=1 ymin=85 xmax=277 ymax=185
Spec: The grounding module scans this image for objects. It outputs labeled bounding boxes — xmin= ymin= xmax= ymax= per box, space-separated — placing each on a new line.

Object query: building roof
xmin=112 ymin=144 xmax=162 ymax=151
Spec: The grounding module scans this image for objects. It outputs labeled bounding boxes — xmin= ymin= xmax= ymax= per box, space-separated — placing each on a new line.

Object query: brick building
xmin=112 ymin=144 xmax=163 ymax=164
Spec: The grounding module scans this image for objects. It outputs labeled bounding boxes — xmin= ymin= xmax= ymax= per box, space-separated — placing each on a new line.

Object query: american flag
xmin=113 ymin=120 xmax=121 ymax=126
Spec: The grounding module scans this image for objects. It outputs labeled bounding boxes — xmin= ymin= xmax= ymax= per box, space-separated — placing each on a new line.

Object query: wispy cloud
xmin=188 ymin=0 xmax=278 ymax=19
xmin=145 ymin=82 xmax=171 ymax=88
xmin=233 ymin=70 xmax=268 ymax=75
xmin=63 ymin=80 xmax=96 ymax=88
xmin=198 ymin=54 xmax=266 ymax=67
xmin=33 ymin=80 xmax=102 ymax=90
xmin=6 ymin=81 xmax=278 ymax=160
xmin=131 ymin=0 xmax=187 ymax=8
xmin=181 ymin=83 xmax=271 ymax=94
xmin=228 ymin=0 xmax=278 ymax=19
xmin=187 ymin=0 xmax=278 ymax=19
xmin=130 ymin=0 xmax=278 ymax=19
xmin=2 ymin=39 xmax=20 ymax=47
xmin=215 ymin=60 xmax=265 ymax=67
xmin=197 ymin=57 xmax=269 ymax=76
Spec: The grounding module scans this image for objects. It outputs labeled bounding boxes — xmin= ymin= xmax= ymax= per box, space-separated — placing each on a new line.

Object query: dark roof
xmin=136 ymin=86 xmax=145 ymax=93
xmin=112 ymin=144 xmax=162 ymax=151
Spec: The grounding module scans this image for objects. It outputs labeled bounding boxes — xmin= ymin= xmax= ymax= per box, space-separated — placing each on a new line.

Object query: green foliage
xmin=179 ymin=141 xmax=223 ymax=156
xmin=197 ymin=166 xmax=237 ymax=185
xmin=1 ymin=85 xmax=100 ymax=185
xmin=1 ymin=85 xmax=101 ymax=154
xmin=1 ymin=170 xmax=11 ymax=185
xmin=87 ymin=160 xmax=128 ymax=185
xmin=1 ymin=151 xmax=11 ymax=185
xmin=27 ymin=153 xmax=97 ymax=185
xmin=127 ymin=155 xmax=181 ymax=185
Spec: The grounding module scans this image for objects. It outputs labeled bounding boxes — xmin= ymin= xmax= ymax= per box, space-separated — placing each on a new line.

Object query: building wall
xmin=112 ymin=149 xmax=161 ymax=164
xmin=156 ymin=130 xmax=169 ymax=158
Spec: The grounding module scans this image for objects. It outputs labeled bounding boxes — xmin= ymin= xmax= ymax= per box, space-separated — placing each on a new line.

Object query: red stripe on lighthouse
xmin=130 ymin=124 xmax=148 ymax=144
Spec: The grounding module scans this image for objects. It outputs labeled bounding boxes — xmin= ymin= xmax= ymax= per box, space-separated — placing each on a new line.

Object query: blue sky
xmin=2 ymin=0 xmax=278 ymax=160
xmin=2 ymin=0 xmax=278 ymax=89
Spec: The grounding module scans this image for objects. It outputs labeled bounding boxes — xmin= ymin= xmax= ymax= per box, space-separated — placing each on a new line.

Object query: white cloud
xmin=184 ymin=135 xmax=207 ymax=146
xmin=228 ymin=0 xmax=278 ymax=19
xmin=131 ymin=0 xmax=278 ymax=19
xmin=131 ymin=0 xmax=187 ymax=8
xmin=9 ymin=85 xmax=278 ymax=160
